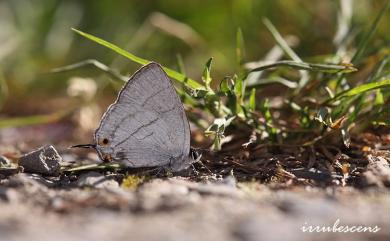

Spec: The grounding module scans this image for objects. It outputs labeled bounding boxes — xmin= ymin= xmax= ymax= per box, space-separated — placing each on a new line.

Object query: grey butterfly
xmin=73 ymin=62 xmax=196 ymax=172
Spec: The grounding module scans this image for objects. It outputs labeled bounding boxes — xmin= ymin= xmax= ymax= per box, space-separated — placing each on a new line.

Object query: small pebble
xmin=18 ymin=145 xmax=62 ymax=176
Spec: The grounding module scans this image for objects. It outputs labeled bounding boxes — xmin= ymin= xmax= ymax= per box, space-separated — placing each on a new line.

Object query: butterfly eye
xmin=99 ymin=138 xmax=110 ymax=145
xmin=102 ymin=138 xmax=109 ymax=145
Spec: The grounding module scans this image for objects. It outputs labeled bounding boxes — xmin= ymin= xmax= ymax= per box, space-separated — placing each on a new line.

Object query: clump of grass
xmin=64 ymin=1 xmax=389 ymax=151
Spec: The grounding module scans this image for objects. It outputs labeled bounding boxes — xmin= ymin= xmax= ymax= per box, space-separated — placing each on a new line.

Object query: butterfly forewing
xmin=94 ymin=63 xmax=190 ymax=169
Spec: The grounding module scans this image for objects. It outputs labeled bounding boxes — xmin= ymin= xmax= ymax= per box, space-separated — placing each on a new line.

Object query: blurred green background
xmin=0 ymin=0 xmax=388 ymax=114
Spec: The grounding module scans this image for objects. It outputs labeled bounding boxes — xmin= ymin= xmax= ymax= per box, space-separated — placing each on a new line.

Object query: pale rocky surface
xmin=363 ymin=155 xmax=390 ymax=187
xmin=0 ymin=173 xmax=389 ymax=241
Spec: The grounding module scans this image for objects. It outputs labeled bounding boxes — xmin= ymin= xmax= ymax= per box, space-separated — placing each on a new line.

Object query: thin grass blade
xmin=330 ymin=78 xmax=390 ymax=101
xmin=263 ymin=18 xmax=309 ymax=88
xmin=52 ymin=59 xmax=128 ymax=82
xmin=249 ymin=60 xmax=357 ymax=73
xmin=71 ymin=28 xmax=205 ymax=90
xmin=236 ymin=28 xmax=246 ymax=68
xmin=248 ymin=88 xmax=256 ymax=111
xmin=351 ymin=1 xmax=390 ymax=64
xmin=202 ymin=57 xmax=213 ymax=90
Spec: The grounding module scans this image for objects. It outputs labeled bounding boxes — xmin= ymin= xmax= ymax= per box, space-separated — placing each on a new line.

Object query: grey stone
xmin=18 ymin=145 xmax=62 ymax=176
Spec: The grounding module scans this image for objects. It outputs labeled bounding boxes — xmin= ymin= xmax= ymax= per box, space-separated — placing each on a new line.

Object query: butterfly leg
xmin=152 ymin=165 xmax=173 ymax=177
xmin=190 ymin=163 xmax=200 ymax=176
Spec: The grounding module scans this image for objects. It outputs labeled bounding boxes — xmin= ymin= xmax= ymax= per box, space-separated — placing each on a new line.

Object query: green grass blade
xmin=263 ymin=19 xmax=301 ymax=62
xmin=374 ymin=89 xmax=384 ymax=106
xmin=247 ymin=77 xmax=298 ymax=89
xmin=236 ymin=28 xmax=246 ymax=67
xmin=202 ymin=57 xmax=213 ymax=90
xmin=249 ymin=60 xmax=357 ymax=73
xmin=366 ymin=55 xmax=390 ymax=82
xmin=219 ymin=77 xmax=234 ymax=94
xmin=351 ymin=1 xmax=390 ymax=64
xmin=176 ymin=53 xmax=186 ymax=75
xmin=71 ymin=28 xmax=205 ymax=90
xmin=65 ymin=163 xmax=123 ymax=172
xmin=259 ymin=99 xmax=277 ymax=140
xmin=263 ymin=18 xmax=310 ymax=89
xmin=51 ymin=59 xmax=128 ymax=82
xmin=72 ymin=28 xmax=148 ymax=63
xmin=248 ymin=88 xmax=256 ymax=110
xmin=234 ymin=76 xmax=243 ymax=98
xmin=330 ymin=78 xmax=390 ymax=101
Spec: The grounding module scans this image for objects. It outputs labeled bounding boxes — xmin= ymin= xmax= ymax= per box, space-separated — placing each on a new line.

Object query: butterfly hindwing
xmin=94 ymin=63 xmax=191 ymax=170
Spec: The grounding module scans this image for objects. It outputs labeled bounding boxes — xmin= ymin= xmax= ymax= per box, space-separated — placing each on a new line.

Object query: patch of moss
xmin=121 ymin=175 xmax=145 ymax=190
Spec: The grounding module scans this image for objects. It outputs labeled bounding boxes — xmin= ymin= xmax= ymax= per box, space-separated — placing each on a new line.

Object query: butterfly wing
xmin=94 ymin=63 xmax=191 ymax=170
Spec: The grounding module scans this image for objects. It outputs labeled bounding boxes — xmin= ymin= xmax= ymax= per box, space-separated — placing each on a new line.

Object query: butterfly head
xmin=93 ymin=135 xmax=116 ymax=162
xmin=71 ymin=135 xmax=115 ymax=163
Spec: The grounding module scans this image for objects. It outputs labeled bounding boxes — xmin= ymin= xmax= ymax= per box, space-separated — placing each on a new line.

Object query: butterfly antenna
xmin=70 ymin=144 xmax=97 ymax=149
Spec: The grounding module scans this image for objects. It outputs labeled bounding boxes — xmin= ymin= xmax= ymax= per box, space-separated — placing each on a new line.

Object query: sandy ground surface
xmin=1 ymin=172 xmax=389 ymax=241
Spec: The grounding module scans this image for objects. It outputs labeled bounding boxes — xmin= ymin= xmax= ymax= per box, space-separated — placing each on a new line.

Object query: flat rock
xmin=18 ymin=145 xmax=62 ymax=176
